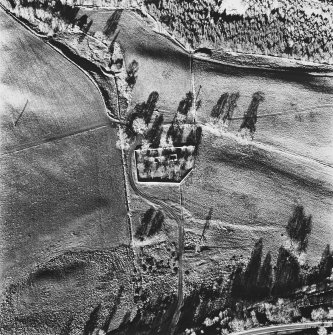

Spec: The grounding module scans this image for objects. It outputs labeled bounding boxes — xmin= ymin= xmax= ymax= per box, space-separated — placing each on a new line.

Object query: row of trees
xmin=232 ymin=240 xmax=333 ymax=301
xmin=166 ymin=123 xmax=202 ymax=152
xmin=211 ymin=91 xmax=265 ymax=136
xmin=166 ymin=91 xmax=202 ymax=152
xmin=211 ymin=92 xmax=240 ymax=122
xmin=232 ymin=205 xmax=331 ymax=301
xmin=126 ymin=91 xmax=202 ymax=154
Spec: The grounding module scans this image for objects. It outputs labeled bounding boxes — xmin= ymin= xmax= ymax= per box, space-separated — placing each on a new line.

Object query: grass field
xmin=181 ymin=132 xmax=333 ymax=266
xmin=194 ymin=59 xmax=333 ymax=166
xmin=0 ymin=8 xmax=129 ymax=305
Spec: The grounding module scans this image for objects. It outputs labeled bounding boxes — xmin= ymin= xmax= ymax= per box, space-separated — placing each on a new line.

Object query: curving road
xmin=229 ymin=321 xmax=333 ymax=335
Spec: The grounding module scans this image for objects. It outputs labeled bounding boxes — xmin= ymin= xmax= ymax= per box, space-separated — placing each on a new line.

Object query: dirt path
xmin=126 ymin=146 xmax=184 ymax=334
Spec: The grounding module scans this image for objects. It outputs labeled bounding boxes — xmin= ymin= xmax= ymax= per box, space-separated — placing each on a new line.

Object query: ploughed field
xmin=0 ymin=9 xmax=129 ymax=295
xmin=135 ymin=146 xmax=195 ymax=182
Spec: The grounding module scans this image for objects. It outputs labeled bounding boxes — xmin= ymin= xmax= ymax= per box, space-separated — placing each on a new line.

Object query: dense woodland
xmin=144 ymin=0 xmax=333 ymax=64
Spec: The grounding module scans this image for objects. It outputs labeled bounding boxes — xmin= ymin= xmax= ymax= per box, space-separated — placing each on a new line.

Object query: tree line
xmin=211 ymin=91 xmax=265 ymax=136
xmin=126 ymin=91 xmax=203 ymax=153
xmin=231 ymin=205 xmax=332 ymax=301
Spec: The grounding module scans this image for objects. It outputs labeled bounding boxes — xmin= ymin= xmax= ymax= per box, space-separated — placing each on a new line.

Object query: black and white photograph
xmin=1 ymin=0 xmax=333 ymax=334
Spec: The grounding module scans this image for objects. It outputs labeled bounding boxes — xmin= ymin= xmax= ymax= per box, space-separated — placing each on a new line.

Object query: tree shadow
xmin=103 ymin=10 xmax=123 ymax=38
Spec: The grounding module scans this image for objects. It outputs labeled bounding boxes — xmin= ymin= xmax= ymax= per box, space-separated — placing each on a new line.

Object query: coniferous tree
xmin=144 ymin=91 xmax=159 ymax=123
xmin=193 ymin=126 xmax=202 ymax=156
xmin=231 ymin=264 xmax=245 ymax=299
xmin=148 ymin=211 xmax=164 ymax=236
xmin=318 ymin=244 xmax=333 ymax=281
xmin=126 ymin=60 xmax=139 ymax=89
xmin=147 ymin=114 xmax=164 ymax=148
xmin=186 ymin=129 xmax=196 ymax=146
xmin=135 ymin=207 xmax=155 ymax=239
xmin=257 ymin=252 xmax=273 ymax=298
xmin=273 ymin=246 xmax=301 ymax=296
xmin=286 ymin=205 xmax=312 ymax=252
xmin=172 ymin=125 xmax=184 ymax=147
xmin=177 ymin=92 xmax=193 ymax=115
xmin=240 ymin=91 xmax=265 ymax=135
xmin=223 ymin=92 xmax=240 ymax=122
xmin=243 ymin=238 xmax=263 ymax=299
xmin=83 ymin=304 xmax=101 ymax=335
xmin=211 ymin=93 xmax=229 ymax=118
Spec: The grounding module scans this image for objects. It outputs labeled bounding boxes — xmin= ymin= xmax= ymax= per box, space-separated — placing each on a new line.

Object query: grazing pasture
xmin=0 ymin=9 xmax=129 ymax=295
xmin=77 ymin=8 xmax=192 ymax=120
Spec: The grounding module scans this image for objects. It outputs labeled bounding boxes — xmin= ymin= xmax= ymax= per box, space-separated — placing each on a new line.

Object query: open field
xmin=90 ymin=7 xmax=333 ymax=314
xmin=194 ymin=59 xmax=333 ymax=167
xmin=0 ymin=8 xmax=130 ymax=326
xmin=0 ymin=13 xmax=111 ymax=153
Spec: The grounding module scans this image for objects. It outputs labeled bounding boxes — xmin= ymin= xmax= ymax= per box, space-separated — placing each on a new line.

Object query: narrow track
xmin=230 ymin=321 xmax=333 ymax=335
xmin=127 ymin=147 xmax=185 ymax=334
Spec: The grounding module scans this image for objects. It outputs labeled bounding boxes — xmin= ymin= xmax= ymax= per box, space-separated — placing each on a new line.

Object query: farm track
xmin=127 ymin=147 xmax=184 ymax=334
xmin=229 ymin=321 xmax=333 ymax=335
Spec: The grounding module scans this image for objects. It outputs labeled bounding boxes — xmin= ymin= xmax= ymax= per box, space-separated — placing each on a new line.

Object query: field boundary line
xmin=0 ymin=4 xmax=117 ymax=120
xmin=1 ymin=124 xmax=109 ymax=156
xmin=114 ymin=78 xmax=135 ymax=250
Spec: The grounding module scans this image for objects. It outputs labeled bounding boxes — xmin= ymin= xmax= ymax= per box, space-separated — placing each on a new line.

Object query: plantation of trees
xmin=135 ymin=146 xmax=195 ymax=182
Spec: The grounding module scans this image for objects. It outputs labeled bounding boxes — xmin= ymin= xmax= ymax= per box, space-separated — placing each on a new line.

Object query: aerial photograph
xmin=0 ymin=0 xmax=333 ymax=334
